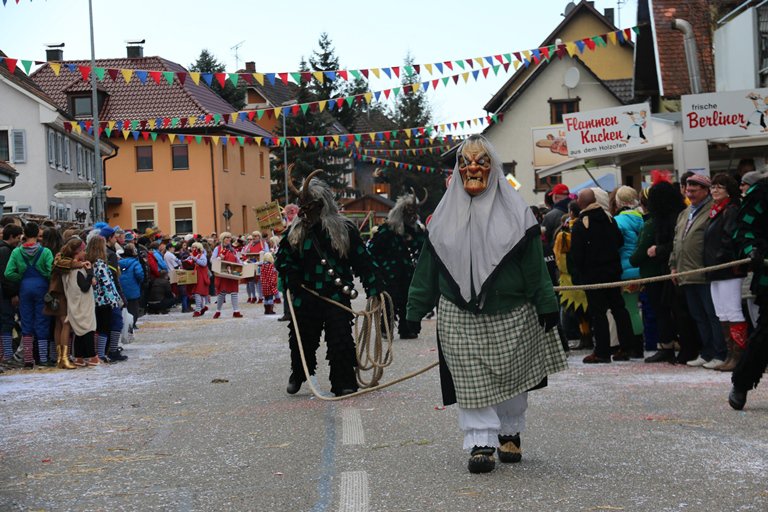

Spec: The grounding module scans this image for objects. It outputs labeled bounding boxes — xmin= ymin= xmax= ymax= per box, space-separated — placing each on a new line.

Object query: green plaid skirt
xmin=437 ymin=297 xmax=568 ymax=409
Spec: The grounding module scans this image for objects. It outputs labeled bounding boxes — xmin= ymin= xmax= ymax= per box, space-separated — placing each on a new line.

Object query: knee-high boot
xmin=714 ymin=322 xmax=733 ymax=371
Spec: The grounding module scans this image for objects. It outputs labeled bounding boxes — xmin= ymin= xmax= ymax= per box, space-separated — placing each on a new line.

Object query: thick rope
xmin=286 ymin=288 xmax=439 ymax=401
xmin=554 ymin=258 xmax=751 ymax=292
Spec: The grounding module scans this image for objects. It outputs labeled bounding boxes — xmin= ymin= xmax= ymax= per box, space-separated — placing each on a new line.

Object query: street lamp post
xmin=281 ymin=99 xmax=298 ymax=205
xmin=87 ymin=0 xmax=104 ymax=223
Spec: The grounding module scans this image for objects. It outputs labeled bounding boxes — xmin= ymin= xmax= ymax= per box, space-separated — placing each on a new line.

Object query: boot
xmin=630 ymin=334 xmax=645 ymax=359
xmin=57 ymin=345 xmax=76 ymax=370
xmin=718 ymin=322 xmax=748 ymax=372
xmin=713 ymin=322 xmax=733 ymax=371
xmin=265 ymin=304 xmax=275 ymax=315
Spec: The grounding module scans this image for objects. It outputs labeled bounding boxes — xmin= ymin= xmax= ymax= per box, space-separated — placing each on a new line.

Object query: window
xmin=239 ymin=146 xmax=245 ymax=174
xmin=549 ymin=97 xmax=580 ymax=124
xmin=241 ymin=204 xmax=248 ymax=232
xmin=171 ymin=145 xmax=189 ymax=170
xmin=49 ymin=203 xmax=57 ymax=219
xmin=73 ymin=96 xmax=92 ymax=117
xmin=0 ymin=130 xmax=9 ymax=162
xmin=11 ymin=130 xmax=26 ymax=163
xmin=222 ymin=145 xmax=229 ymax=172
xmin=134 ymin=205 xmax=156 ymax=234
xmin=259 ymin=151 xmax=265 ymax=178
xmin=85 ymin=149 xmax=93 ymax=181
xmin=136 ymin=146 xmax=153 ymax=171
xmin=173 ymin=205 xmax=194 ymax=234
xmin=534 ymin=173 xmax=562 ymax=193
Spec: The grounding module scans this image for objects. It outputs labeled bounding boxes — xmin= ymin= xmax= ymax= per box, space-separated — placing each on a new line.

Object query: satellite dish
xmin=564 ymin=67 xmax=580 ymax=89
xmin=563 ymin=1 xmax=576 ymax=16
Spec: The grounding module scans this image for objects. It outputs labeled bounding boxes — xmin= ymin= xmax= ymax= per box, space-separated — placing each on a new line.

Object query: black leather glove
xmin=749 ymin=243 xmax=767 ymax=273
xmin=538 ymin=311 xmax=559 ymax=333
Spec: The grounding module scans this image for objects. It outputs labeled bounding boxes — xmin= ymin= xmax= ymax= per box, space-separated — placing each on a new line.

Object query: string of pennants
xmin=352 ymin=152 xmax=446 ymax=175
xmin=62 ymin=114 xmax=503 ymax=144
xmin=2 ymin=0 xmax=33 ymax=5
xmin=57 ymin=63 xmax=503 ymax=128
xmin=0 ymin=26 xmax=639 ymax=86
xmin=62 ymin=122 xmax=474 ymax=150
xmin=358 ymin=146 xmax=451 ymax=156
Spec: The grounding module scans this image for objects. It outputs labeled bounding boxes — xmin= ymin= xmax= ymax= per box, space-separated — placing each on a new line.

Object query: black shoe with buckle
xmin=497 ymin=434 xmax=522 ymax=463
xmin=467 ymin=446 xmax=496 ymax=474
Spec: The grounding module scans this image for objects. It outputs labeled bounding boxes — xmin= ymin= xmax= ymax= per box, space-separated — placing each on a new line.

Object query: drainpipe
xmin=671 ymin=18 xmax=702 ymax=94
xmin=209 ymin=142 xmax=218 ymax=234
xmin=101 ymin=144 xmax=119 ymax=220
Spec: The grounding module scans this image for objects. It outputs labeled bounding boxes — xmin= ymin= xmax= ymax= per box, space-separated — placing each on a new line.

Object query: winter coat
xmin=119 ymin=257 xmax=145 ymax=300
xmin=260 ymin=262 xmax=278 ymax=297
xmin=569 ymin=204 xmax=624 ymax=285
xmin=703 ymin=201 xmax=747 ymax=281
xmin=542 ymin=198 xmax=570 ymax=249
xmin=669 ymin=196 xmax=713 ymax=285
xmin=614 ymin=208 xmax=644 ymax=280
xmin=0 ymin=239 xmax=19 ymax=298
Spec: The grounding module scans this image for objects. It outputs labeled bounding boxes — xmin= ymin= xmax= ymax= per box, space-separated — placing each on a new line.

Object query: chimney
xmin=604 ymin=7 xmax=615 ymax=26
xmin=46 ymin=43 xmax=64 ymax=62
xmin=126 ymin=39 xmax=145 ymax=59
xmin=245 ymin=61 xmax=256 ymax=73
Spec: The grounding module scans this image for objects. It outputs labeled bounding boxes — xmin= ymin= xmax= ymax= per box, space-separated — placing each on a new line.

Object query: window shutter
xmin=63 ymin=138 xmax=70 ymax=170
xmin=48 ymin=130 xmax=55 ymax=165
xmin=11 ymin=130 xmax=26 ymax=163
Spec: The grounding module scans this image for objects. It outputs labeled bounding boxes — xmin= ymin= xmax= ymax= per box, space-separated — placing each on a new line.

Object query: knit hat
xmin=741 ymin=170 xmax=765 ymax=186
xmin=124 ymin=231 xmax=135 ymax=242
xmin=686 ymin=173 xmax=711 ymax=188
xmin=94 ymin=222 xmax=109 ymax=230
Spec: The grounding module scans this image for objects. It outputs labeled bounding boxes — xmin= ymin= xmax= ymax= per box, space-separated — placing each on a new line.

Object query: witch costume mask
xmin=458 ymin=143 xmax=492 ymax=196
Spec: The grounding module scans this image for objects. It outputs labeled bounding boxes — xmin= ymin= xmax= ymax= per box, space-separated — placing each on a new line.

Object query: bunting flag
xmin=352 ymin=152 xmax=448 ymax=175
xmin=72 ymin=67 xmax=506 ymax=130
xmin=358 ymin=146 xmax=452 ymax=156
xmin=62 ymin=120 xmax=477 ymax=150
xmin=0 ymin=26 xmax=638 ymax=85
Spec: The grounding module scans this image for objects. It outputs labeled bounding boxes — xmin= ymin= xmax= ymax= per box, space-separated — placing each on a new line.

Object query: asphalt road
xmin=1 ymin=294 xmax=767 ymax=512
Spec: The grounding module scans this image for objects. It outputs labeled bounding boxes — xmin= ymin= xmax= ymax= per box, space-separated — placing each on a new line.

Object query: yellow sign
xmin=254 ymin=201 xmax=283 ymax=231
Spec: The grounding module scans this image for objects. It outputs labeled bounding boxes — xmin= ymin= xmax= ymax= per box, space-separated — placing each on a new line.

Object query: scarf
xmin=427 ymin=136 xmax=537 ymax=303
xmin=709 ymin=197 xmax=730 ymax=219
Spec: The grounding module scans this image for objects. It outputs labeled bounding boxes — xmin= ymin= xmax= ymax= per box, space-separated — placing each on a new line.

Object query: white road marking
xmin=338 ymin=471 xmax=369 ymax=512
xmin=342 ymin=408 xmax=365 ymax=445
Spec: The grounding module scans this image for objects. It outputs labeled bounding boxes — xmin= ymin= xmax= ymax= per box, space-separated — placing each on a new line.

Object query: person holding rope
xmin=276 ymin=169 xmax=382 ymax=397
xmin=729 ymin=175 xmax=768 ymax=409
xmin=368 ymin=188 xmax=428 ymax=340
xmin=406 ymin=135 xmax=567 ymax=474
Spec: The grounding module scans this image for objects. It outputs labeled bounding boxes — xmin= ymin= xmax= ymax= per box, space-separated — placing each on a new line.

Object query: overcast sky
xmin=0 ymin=0 xmax=637 ymax=131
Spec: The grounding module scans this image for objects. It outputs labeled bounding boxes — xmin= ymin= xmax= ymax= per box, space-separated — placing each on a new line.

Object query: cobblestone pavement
xmin=1 ymin=293 xmax=767 ymax=511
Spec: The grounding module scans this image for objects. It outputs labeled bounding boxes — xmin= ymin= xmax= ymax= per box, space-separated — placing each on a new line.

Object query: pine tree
xmin=189 ymin=49 xmax=245 ymax=110
xmin=270 ymin=55 xmax=352 ymax=204
xmin=308 ymin=33 xmax=359 ymax=130
xmin=381 ymin=53 xmax=444 ymax=215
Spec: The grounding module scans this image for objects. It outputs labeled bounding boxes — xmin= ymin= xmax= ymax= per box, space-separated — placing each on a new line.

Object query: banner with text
xmin=563 ymin=102 xmax=652 ymax=158
xmin=682 ymin=88 xmax=768 ymax=141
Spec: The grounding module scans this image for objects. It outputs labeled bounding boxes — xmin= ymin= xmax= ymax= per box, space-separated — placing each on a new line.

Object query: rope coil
xmin=286 ymin=287 xmax=439 ymax=401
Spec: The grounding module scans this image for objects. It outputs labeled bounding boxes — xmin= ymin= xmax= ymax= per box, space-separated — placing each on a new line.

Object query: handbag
xmin=43 ymin=291 xmax=60 ymax=312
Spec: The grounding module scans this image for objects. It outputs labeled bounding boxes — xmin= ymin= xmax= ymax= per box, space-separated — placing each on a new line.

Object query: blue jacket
xmin=119 ymin=257 xmax=145 ymax=300
xmin=615 ymin=208 xmax=644 ymax=280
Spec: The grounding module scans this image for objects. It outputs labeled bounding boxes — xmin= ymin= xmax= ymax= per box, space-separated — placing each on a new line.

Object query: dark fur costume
xmin=368 ymin=221 xmax=426 ymax=337
xmin=276 ymin=213 xmax=381 ymax=395
xmin=732 ymin=179 xmax=768 ymax=390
